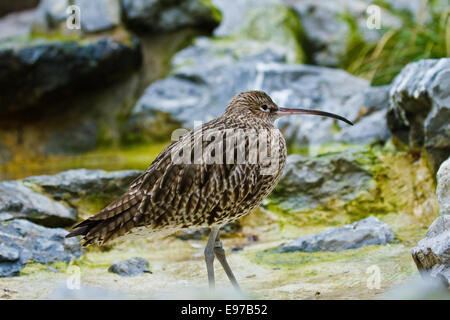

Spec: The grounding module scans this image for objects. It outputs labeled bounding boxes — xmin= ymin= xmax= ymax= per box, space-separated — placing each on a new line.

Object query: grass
xmin=340 ymin=0 xmax=449 ymax=85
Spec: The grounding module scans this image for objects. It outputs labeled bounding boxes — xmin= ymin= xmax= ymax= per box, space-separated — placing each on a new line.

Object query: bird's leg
xmin=214 ymin=233 xmax=241 ymax=291
xmin=205 ymin=227 xmax=220 ymax=290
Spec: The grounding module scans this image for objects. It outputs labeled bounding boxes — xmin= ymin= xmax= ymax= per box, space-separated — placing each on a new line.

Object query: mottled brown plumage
xmin=67 ymin=91 xmax=285 ymax=244
xmin=66 ymin=90 xmax=352 ymax=289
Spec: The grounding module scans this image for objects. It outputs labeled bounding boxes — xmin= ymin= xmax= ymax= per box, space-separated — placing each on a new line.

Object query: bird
xmin=66 ymin=90 xmax=353 ymax=290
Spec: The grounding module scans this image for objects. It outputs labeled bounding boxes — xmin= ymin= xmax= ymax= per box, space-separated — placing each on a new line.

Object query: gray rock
xmin=0 ymin=9 xmax=35 ymax=40
xmin=212 ymin=0 xmax=280 ymax=37
xmin=213 ymin=0 xmax=424 ymax=67
xmin=23 ymin=169 xmax=141 ymax=202
xmin=277 ymin=216 xmax=395 ymax=252
xmin=32 ymin=0 xmax=120 ymax=33
xmin=270 ymin=151 xmax=373 ymax=211
xmin=108 ymin=257 xmax=151 ymax=277
xmin=0 ymin=219 xmax=82 ymax=277
xmin=74 ymin=0 xmax=121 ymax=32
xmin=129 ymin=62 xmax=369 ymax=146
xmin=0 ymin=36 xmax=142 ymax=114
xmin=387 ymin=58 xmax=450 ymax=173
xmin=31 ymin=0 xmax=69 ymax=33
xmin=436 ymin=157 xmax=450 ymax=216
xmin=411 ymin=215 xmax=450 ymax=287
xmin=335 ymin=109 xmax=390 ymax=144
xmin=334 ymin=85 xmax=391 ymax=144
xmin=0 ymin=180 xmax=77 ymax=227
xmin=121 ymin=0 xmax=221 ymax=33
xmin=284 ymin=0 xmax=405 ymax=67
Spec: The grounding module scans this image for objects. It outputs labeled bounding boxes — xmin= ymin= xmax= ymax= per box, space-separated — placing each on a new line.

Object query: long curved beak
xmin=277 ymin=107 xmax=353 ymax=125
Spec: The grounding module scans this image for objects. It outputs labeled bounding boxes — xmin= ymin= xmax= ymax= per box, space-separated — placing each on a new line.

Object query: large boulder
xmin=333 ymin=85 xmax=391 ymax=144
xmin=0 ymin=35 xmax=142 ymax=115
xmin=283 ymin=0 xmax=410 ymax=67
xmin=277 ymin=216 xmax=395 ymax=252
xmin=436 ymin=157 xmax=450 ymax=216
xmin=213 ymin=0 xmax=423 ymax=67
xmin=0 ymin=9 xmax=35 ymax=40
xmin=121 ymin=0 xmax=221 ymax=33
xmin=387 ymin=58 xmax=450 ymax=173
xmin=0 ymin=180 xmax=77 ymax=227
xmin=0 ymin=219 xmax=82 ymax=277
xmin=23 ymin=169 xmax=141 ymax=203
xmin=270 ymin=151 xmax=373 ymax=212
xmin=411 ymin=158 xmax=450 ymax=287
xmin=411 ymin=215 xmax=450 ymax=287
xmin=32 ymin=0 xmax=121 ymax=34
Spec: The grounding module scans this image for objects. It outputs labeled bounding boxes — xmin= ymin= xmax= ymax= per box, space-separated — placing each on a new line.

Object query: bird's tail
xmin=66 ymin=191 xmax=143 ymax=246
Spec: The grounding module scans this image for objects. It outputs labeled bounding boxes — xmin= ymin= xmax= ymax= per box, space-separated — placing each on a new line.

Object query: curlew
xmin=66 ymin=91 xmax=353 ymax=290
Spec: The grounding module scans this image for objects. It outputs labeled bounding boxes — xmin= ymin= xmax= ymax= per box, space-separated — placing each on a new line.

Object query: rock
xmin=387 ymin=58 xmax=450 ymax=173
xmin=284 ymin=0 xmax=405 ymax=67
xmin=0 ymin=180 xmax=77 ymax=227
xmin=213 ymin=0 xmax=426 ymax=67
xmin=129 ymin=62 xmax=369 ymax=146
xmin=411 ymin=215 xmax=450 ymax=287
xmin=74 ymin=0 xmax=121 ymax=33
xmin=31 ymin=0 xmax=69 ymax=34
xmin=0 ymin=9 xmax=35 ymax=40
xmin=0 ymin=219 xmax=82 ymax=277
xmin=179 ymin=1 xmax=304 ymax=66
xmin=277 ymin=216 xmax=395 ymax=252
xmin=335 ymin=109 xmax=390 ymax=144
xmin=436 ymin=157 xmax=450 ymax=216
xmin=121 ymin=0 xmax=221 ymax=33
xmin=270 ymin=151 xmax=373 ymax=212
xmin=23 ymin=169 xmax=142 ymax=202
xmin=108 ymin=257 xmax=151 ymax=277
xmin=0 ymin=35 xmax=142 ymax=114
xmin=32 ymin=0 xmax=121 ymax=34
xmin=333 ymin=85 xmax=391 ymax=144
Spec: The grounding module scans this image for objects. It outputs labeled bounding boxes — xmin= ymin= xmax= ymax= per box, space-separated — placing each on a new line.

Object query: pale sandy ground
xmin=0 ymin=211 xmax=421 ymax=300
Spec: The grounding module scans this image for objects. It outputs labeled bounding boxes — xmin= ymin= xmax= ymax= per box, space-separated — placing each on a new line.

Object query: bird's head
xmin=224 ymin=90 xmax=353 ymax=125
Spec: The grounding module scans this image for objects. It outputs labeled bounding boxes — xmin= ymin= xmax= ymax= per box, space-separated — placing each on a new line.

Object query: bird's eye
xmin=260 ymin=105 xmax=270 ymax=112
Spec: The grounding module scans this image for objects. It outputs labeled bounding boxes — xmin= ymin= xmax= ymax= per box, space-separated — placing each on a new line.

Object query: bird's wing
xmin=134 ymin=126 xmax=263 ymax=228
xmin=67 ymin=119 xmax=279 ymax=244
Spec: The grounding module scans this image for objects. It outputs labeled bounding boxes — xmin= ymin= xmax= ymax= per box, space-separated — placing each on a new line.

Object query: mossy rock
xmin=267 ymin=145 xmax=439 ymax=227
